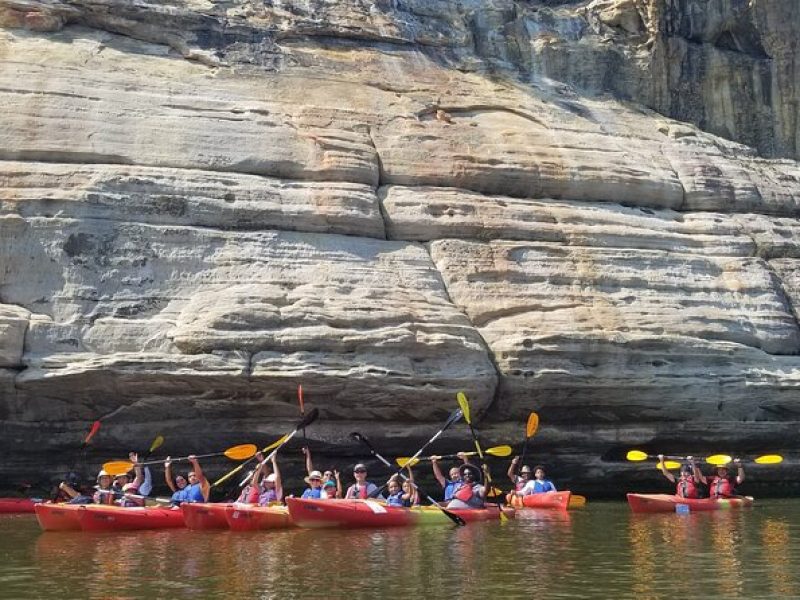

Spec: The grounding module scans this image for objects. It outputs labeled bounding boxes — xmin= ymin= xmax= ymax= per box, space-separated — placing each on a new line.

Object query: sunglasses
xmin=354 ymin=469 xmax=367 ymax=474
xmin=310 ymin=478 xmax=322 ymax=482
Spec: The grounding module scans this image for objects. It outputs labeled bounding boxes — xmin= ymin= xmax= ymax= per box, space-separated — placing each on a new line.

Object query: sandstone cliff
xmin=1 ymin=0 xmax=799 ymax=496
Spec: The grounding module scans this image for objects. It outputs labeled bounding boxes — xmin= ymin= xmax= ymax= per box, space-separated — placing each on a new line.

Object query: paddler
xmin=507 ymin=456 xmax=532 ymax=493
xmin=431 ymin=452 xmax=470 ymax=502
xmin=694 ymin=459 xmax=744 ymax=499
xmin=518 ymin=465 xmax=557 ymax=495
xmin=320 ymin=470 xmax=342 ymax=499
xmin=446 ymin=463 xmax=486 ymax=509
xmin=385 ymin=467 xmax=417 ymax=507
xmin=164 ymin=455 xmax=209 ymax=504
xmin=301 ymin=470 xmax=325 ymax=499
xmin=658 ymin=454 xmax=700 ymax=498
xmin=345 ymin=463 xmax=382 ymax=499
xmin=252 ymin=454 xmax=283 ymax=505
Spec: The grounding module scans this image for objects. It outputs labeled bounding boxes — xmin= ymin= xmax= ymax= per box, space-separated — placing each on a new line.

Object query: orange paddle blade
xmin=103 ymin=461 xmax=134 ymax=476
xmin=526 ymin=413 xmax=539 ymax=438
xmin=223 ymin=444 xmax=258 ymax=461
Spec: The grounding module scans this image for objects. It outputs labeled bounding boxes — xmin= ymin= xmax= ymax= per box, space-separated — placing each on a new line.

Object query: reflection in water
xmin=4 ymin=501 xmax=800 ymax=599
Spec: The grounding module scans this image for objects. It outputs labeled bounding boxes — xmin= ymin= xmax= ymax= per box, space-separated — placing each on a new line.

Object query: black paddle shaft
xmin=351 ymin=433 xmax=466 ymax=527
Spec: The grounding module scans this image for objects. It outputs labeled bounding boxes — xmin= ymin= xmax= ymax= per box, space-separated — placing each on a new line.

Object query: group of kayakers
xmin=658 ymin=454 xmax=745 ymax=499
xmin=54 ymin=444 xmax=565 ymax=512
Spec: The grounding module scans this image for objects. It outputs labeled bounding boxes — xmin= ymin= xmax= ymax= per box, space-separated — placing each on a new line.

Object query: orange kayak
xmin=35 ymin=503 xmax=84 ymax=531
xmin=0 ymin=497 xmax=39 ymax=514
xmin=182 ymin=503 xmax=231 ymax=530
xmin=627 ymin=493 xmax=755 ymax=513
xmin=225 ymin=504 xmax=293 ymax=531
xmin=286 ymin=498 xmax=514 ymax=528
xmin=508 ymin=491 xmax=571 ymax=511
xmin=77 ymin=505 xmax=186 ymax=531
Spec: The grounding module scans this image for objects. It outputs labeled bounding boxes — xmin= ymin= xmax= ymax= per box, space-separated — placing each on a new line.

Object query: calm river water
xmin=1 ymin=500 xmax=799 ymax=599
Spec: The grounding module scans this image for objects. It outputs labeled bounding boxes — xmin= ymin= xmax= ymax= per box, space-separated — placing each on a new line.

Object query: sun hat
xmin=97 ymin=470 xmax=110 ymax=479
xmin=353 ymin=463 xmax=367 ymax=472
xmin=305 ymin=470 xmax=323 ymax=484
xmin=265 ymin=473 xmax=277 ymax=483
xmin=520 ymin=466 xmax=532 ymax=474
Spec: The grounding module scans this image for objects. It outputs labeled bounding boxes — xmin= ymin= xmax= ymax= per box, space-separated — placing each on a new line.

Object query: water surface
xmin=1 ymin=500 xmax=799 ymax=599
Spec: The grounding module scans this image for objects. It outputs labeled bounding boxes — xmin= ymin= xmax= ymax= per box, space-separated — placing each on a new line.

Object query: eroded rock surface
xmin=1 ymin=0 xmax=799 ymax=495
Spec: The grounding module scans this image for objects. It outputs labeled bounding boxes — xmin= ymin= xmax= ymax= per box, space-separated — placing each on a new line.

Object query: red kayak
xmin=225 ymin=504 xmax=293 ymax=531
xmin=0 ymin=497 xmax=39 ymax=514
xmin=182 ymin=503 xmax=231 ymax=530
xmin=77 ymin=505 xmax=186 ymax=531
xmin=627 ymin=493 xmax=755 ymax=514
xmin=286 ymin=498 xmax=514 ymax=528
xmin=35 ymin=503 xmax=84 ymax=531
xmin=508 ymin=491 xmax=571 ymax=511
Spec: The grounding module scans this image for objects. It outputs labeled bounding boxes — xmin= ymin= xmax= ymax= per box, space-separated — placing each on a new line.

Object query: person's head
xmin=353 ymin=464 xmax=368 ymax=483
xmin=402 ymin=480 xmax=413 ymax=495
xmin=459 ymin=464 xmax=482 ymax=484
xmin=449 ymin=467 xmax=461 ymax=481
xmin=96 ymin=470 xmax=112 ymax=490
xmin=323 ymin=480 xmax=336 ymax=497
xmin=534 ymin=465 xmax=546 ymax=480
xmin=187 ymin=471 xmax=199 ymax=486
xmin=387 ymin=478 xmax=401 ymax=495
xmin=305 ymin=470 xmax=323 ymax=488
xmin=114 ymin=472 xmax=130 ymax=488
xmin=263 ymin=473 xmax=277 ymax=489
xmin=323 ymin=470 xmax=333 ymax=482
xmin=174 ymin=474 xmax=188 ymax=489
xmin=520 ymin=466 xmax=532 ymax=480
xmin=716 ymin=465 xmax=729 ymax=478
xmin=679 ymin=464 xmax=693 ymax=479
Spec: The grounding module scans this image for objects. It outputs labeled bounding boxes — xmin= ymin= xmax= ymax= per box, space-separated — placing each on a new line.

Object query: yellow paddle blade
xmin=526 ymin=413 xmax=539 ymax=438
xmin=457 ymin=392 xmax=471 ymax=424
xmin=486 ymin=445 xmax=513 ymax=457
xmin=395 ymin=457 xmax=420 ymax=468
xmin=262 ymin=434 xmax=290 ymax=454
xmin=657 ymin=461 xmax=682 ymax=470
xmin=754 ymin=454 xmax=783 ymax=465
xmin=149 ymin=435 xmax=165 ymax=453
xmin=706 ymin=454 xmax=732 ymax=466
xmin=485 ymin=487 xmax=504 ymax=498
xmin=223 ymin=444 xmax=257 ymax=460
xmin=626 ymin=450 xmax=649 ymax=462
xmin=568 ymin=495 xmax=587 ymax=508
xmin=103 ymin=461 xmax=134 ymax=476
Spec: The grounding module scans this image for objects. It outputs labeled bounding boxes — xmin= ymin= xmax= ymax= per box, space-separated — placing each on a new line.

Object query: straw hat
xmin=459 ymin=463 xmax=482 ymax=483
xmin=304 ymin=470 xmax=323 ymax=485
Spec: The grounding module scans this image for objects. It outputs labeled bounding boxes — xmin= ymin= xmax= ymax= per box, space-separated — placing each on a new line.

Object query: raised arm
xmin=164 ymin=457 xmax=177 ymax=493
xmin=658 ymin=454 xmax=676 ymax=483
xmin=734 ymin=459 xmax=745 ymax=485
xmin=457 ymin=451 xmax=472 ymax=465
xmin=405 ymin=466 xmax=418 ymax=505
xmin=272 ymin=454 xmax=283 ymax=502
xmin=430 ymin=456 xmax=446 ymax=488
xmin=129 ymin=452 xmax=144 ymax=489
xmin=507 ymin=456 xmax=519 ymax=483
xmin=692 ymin=458 xmax=707 ymax=486
xmin=302 ymin=447 xmax=314 ymax=476
xmin=334 ymin=470 xmax=342 ymax=499
xmin=188 ymin=455 xmax=211 ymax=502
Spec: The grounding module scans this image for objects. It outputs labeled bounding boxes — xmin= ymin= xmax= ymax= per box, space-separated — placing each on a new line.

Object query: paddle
xmin=396 ymin=445 xmax=513 ymax=467
xmin=519 ymin=412 xmax=539 ymax=474
xmin=297 ymin=384 xmax=307 ymax=444
xmin=657 ymin=461 xmax=683 ymax=470
xmin=568 ymin=495 xmax=587 ymax=508
xmin=366 ymin=408 xmax=464 ymax=499
xmin=457 ymin=392 xmax=507 ymax=522
xmin=627 ymin=450 xmax=782 ymax=467
xmin=351 ymin=432 xmax=466 ymax=527
xmin=54 ymin=420 xmax=102 ymax=500
xmin=143 ymin=435 xmax=165 ymax=460
xmin=212 ymin=408 xmax=320 ymax=489
xmin=103 ymin=444 xmax=257 ymax=476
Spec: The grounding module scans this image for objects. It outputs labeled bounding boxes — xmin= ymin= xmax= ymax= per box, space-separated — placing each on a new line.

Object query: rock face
xmin=1 ymin=0 xmax=799 ymax=496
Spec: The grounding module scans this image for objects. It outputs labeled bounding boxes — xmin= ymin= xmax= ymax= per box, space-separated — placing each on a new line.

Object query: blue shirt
xmin=184 ymin=483 xmax=205 ymax=503
xmin=302 ymin=487 xmax=322 ymax=499
xmin=527 ymin=480 xmax=556 ymax=494
xmin=443 ymin=479 xmax=459 ymax=502
xmin=386 ymin=491 xmax=404 ymax=507
xmin=170 ymin=488 xmax=189 ymax=505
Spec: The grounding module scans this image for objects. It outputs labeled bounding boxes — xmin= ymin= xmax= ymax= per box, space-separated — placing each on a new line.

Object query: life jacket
xmin=93 ymin=488 xmax=116 ymax=505
xmin=258 ymin=488 xmax=278 ymax=506
xmin=710 ymin=476 xmax=734 ymax=499
xmin=454 ymin=483 xmax=475 ymax=503
xmin=675 ymin=477 xmax=698 ymax=499
xmin=386 ymin=491 xmax=404 ymax=507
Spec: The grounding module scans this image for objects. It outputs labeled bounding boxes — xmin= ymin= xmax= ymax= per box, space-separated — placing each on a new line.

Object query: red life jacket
xmin=710 ymin=476 xmax=734 ymax=499
xmin=358 ymin=485 xmax=368 ymax=500
xmin=675 ymin=477 xmax=698 ymax=499
xmin=454 ymin=483 xmax=474 ymax=503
